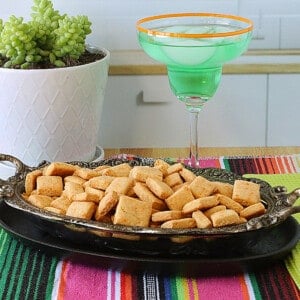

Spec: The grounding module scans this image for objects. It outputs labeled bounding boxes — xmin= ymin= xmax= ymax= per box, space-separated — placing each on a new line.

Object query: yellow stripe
xmin=193 ymin=278 xmax=200 ymax=300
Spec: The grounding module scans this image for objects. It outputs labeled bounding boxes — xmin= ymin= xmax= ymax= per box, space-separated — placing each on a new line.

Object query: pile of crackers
xmin=22 ymin=159 xmax=266 ymax=236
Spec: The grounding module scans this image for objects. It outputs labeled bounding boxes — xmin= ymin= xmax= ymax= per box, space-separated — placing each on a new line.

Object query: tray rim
xmin=0 ymin=154 xmax=298 ymax=239
xmin=0 ymin=200 xmax=299 ymax=264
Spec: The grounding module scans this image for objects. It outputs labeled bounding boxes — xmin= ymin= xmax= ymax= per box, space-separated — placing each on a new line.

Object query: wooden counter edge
xmin=104 ymin=147 xmax=300 ymax=159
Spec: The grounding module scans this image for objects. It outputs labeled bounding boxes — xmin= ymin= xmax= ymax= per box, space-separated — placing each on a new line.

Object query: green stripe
xmin=0 ymin=229 xmax=8 ymax=255
xmin=25 ymin=252 xmax=38 ymax=299
xmin=248 ymin=272 xmax=262 ymax=299
xmin=170 ymin=276 xmax=178 ymax=299
xmin=33 ymin=254 xmax=45 ymax=300
xmin=45 ymin=257 xmax=59 ymax=300
xmin=222 ymin=158 xmax=231 ymax=171
xmin=14 ymin=247 xmax=30 ymax=299
xmin=6 ymin=242 xmax=24 ymax=299
xmin=0 ymin=230 xmax=9 ymax=265
xmin=0 ymin=238 xmax=18 ymax=299
xmin=175 ymin=277 xmax=185 ymax=300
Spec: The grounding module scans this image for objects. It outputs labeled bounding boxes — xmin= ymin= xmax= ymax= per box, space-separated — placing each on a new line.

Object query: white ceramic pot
xmin=0 ymin=47 xmax=110 ymax=166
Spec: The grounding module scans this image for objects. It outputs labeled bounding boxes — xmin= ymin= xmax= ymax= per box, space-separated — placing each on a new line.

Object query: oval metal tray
xmin=0 ymin=153 xmax=299 ymax=251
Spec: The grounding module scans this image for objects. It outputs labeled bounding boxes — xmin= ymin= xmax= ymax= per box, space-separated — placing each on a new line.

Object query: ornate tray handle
xmin=287 ymin=188 xmax=300 ymax=206
xmin=0 ymin=154 xmax=30 ymax=199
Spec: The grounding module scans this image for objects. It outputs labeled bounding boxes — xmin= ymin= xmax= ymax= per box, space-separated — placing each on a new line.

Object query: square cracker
xmin=232 ymin=180 xmax=260 ymax=206
xmin=165 ymin=185 xmax=194 ymax=211
xmin=27 ymin=194 xmax=53 ymax=208
xmin=189 ymin=176 xmax=216 ymax=198
xmin=130 ymin=166 xmax=163 ymax=182
xmin=25 ymin=169 xmax=43 ymax=195
xmin=50 ymin=195 xmax=73 ymax=213
xmin=105 ymin=177 xmax=134 ymax=195
xmin=36 ymin=176 xmax=63 ymax=197
xmin=133 ymin=182 xmax=167 ymax=210
xmin=114 ymin=195 xmax=152 ymax=227
xmin=66 ymin=201 xmax=96 ymax=220
xmin=43 ymin=162 xmax=77 ymax=177
xmin=146 ymin=177 xmax=173 ymax=199
xmin=101 ymin=163 xmax=132 ymax=177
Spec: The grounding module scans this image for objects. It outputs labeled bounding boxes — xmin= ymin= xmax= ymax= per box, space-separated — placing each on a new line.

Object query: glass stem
xmin=185 ymin=97 xmax=206 ymax=167
xmin=189 ymin=108 xmax=201 ymax=167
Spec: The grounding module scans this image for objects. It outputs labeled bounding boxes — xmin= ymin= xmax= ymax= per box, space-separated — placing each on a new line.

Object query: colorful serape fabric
xmin=0 ymin=154 xmax=299 ymax=300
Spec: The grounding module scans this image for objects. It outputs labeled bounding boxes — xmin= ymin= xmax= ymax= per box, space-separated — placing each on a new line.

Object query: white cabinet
xmin=98 ymin=74 xmax=267 ymax=148
xmin=267 ymin=74 xmax=300 ymax=146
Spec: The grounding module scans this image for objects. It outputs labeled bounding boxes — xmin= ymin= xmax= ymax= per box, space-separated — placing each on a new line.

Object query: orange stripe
xmin=258 ymin=158 xmax=267 ymax=174
xmin=121 ymin=273 xmax=132 ymax=300
xmin=276 ymin=157 xmax=285 ymax=173
xmin=284 ymin=157 xmax=293 ymax=173
xmin=214 ymin=158 xmax=222 ymax=169
xmin=57 ymin=261 xmax=68 ymax=300
xmin=270 ymin=157 xmax=280 ymax=174
xmin=238 ymin=275 xmax=250 ymax=300
xmin=264 ymin=158 xmax=274 ymax=174
xmin=136 ymin=12 xmax=253 ymax=38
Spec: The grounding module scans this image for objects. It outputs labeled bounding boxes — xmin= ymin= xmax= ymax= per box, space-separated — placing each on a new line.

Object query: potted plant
xmin=0 ymin=0 xmax=110 ymax=167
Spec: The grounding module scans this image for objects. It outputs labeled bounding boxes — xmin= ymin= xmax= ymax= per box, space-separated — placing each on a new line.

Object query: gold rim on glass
xmin=136 ymin=12 xmax=253 ymax=38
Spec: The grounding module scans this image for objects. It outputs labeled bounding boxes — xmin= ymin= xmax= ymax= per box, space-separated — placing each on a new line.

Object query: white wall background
xmin=1 ymin=0 xmax=300 ymax=51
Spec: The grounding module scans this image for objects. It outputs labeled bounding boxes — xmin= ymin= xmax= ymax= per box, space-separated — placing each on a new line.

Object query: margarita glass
xmin=136 ymin=13 xmax=253 ymax=166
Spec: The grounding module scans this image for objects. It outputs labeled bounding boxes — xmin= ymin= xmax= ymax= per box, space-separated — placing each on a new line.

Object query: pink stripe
xmin=197 ymin=276 xmax=246 ymax=300
xmin=199 ymin=158 xmax=218 ymax=168
xmin=60 ymin=256 xmax=108 ymax=300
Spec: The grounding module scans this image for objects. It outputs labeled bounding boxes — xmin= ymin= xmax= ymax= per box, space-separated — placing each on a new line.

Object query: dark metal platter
xmin=0 ymin=200 xmax=299 ymax=275
xmin=0 ymin=153 xmax=299 ymax=257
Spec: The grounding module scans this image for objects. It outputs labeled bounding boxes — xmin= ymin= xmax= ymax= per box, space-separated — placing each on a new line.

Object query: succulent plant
xmin=0 ymin=0 xmax=92 ymax=69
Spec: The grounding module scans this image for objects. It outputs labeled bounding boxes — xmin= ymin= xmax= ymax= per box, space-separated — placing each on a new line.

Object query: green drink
xmin=137 ymin=13 xmax=253 ymax=165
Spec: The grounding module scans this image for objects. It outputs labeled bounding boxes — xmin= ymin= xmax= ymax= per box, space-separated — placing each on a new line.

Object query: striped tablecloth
xmin=0 ymin=154 xmax=299 ymax=300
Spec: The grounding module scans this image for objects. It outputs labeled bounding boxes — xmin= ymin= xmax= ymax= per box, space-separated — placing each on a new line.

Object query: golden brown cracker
xmin=217 ymin=194 xmax=244 ymax=213
xmin=27 ymin=194 xmax=53 ymax=208
xmin=50 ymin=195 xmax=73 ymax=213
xmin=232 ymin=180 xmax=261 ymax=206
xmin=73 ymin=168 xmax=99 ymax=180
xmin=133 ymin=182 xmax=167 ymax=210
xmin=189 ymin=176 xmax=216 ymax=198
xmin=203 ymin=205 xmax=227 ymax=219
xmin=101 ymin=163 xmax=132 ymax=177
xmin=66 ymin=201 xmax=96 ymax=220
xmin=179 ymin=168 xmax=196 ymax=182
xmin=105 ymin=177 xmax=134 ymax=195
xmin=161 ymin=218 xmax=196 ymax=229
xmin=151 ymin=210 xmax=183 ymax=223
xmin=164 ymin=172 xmax=183 ymax=187
xmin=212 ymin=181 xmax=233 ymax=198
xmin=113 ymin=195 xmax=152 ymax=227
xmin=240 ymin=202 xmax=266 ymax=219
xmin=63 ymin=181 xmax=84 ymax=199
xmin=64 ymin=175 xmax=87 ymax=186
xmin=182 ymin=195 xmax=219 ymax=214
xmin=192 ymin=210 xmax=212 ymax=229
xmin=165 ymin=185 xmax=194 ymax=211
xmin=146 ymin=177 xmax=174 ymax=199
xmin=166 ymin=163 xmax=183 ymax=175
xmin=210 ymin=209 xmax=240 ymax=227
xmin=95 ymin=191 xmax=119 ymax=221
xmin=88 ymin=176 xmax=115 ymax=190
xmin=36 ymin=176 xmax=63 ymax=197
xmin=130 ymin=166 xmax=163 ymax=182
xmin=43 ymin=162 xmax=77 ymax=177
xmin=25 ymin=169 xmax=43 ymax=195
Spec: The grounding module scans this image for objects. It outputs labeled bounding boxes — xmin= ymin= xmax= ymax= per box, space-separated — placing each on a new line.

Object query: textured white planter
xmin=0 ymin=47 xmax=110 ymax=166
